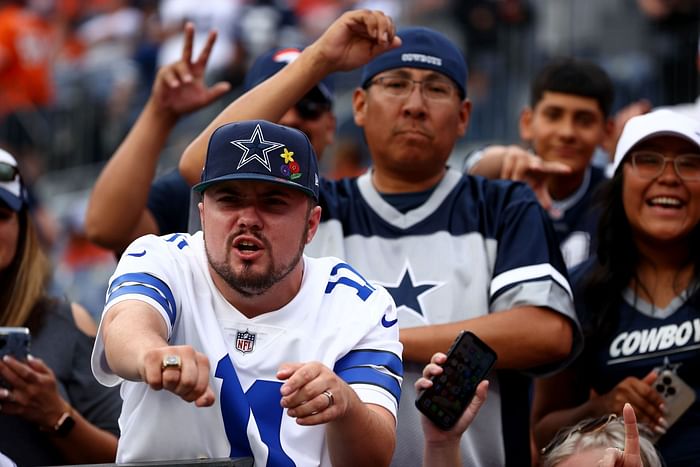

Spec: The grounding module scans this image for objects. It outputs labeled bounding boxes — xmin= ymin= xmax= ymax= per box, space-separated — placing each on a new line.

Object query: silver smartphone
xmin=652 ymin=369 xmax=696 ymax=437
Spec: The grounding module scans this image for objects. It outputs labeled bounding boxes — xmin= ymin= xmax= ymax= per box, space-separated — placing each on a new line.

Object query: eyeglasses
xmin=367 ymin=76 xmax=458 ymax=101
xmin=295 ymin=97 xmax=332 ymax=121
xmin=540 ymin=413 xmax=618 ymax=457
xmin=0 ymin=162 xmax=19 ymax=182
xmin=629 ymin=150 xmax=700 ymax=181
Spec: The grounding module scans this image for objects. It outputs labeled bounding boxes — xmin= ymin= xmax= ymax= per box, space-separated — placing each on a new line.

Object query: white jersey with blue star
xmin=91 ymin=232 xmax=402 ymax=466
xmin=307 ymin=169 xmax=581 ymax=467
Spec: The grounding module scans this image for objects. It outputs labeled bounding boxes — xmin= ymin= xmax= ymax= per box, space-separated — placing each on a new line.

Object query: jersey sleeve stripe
xmin=107 ymin=285 xmax=176 ymax=326
xmin=108 ymin=273 xmax=177 ymax=325
xmin=336 ymin=367 xmax=401 ymax=401
xmin=334 ymin=349 xmax=403 ymax=377
xmin=490 ymin=263 xmax=572 ymax=299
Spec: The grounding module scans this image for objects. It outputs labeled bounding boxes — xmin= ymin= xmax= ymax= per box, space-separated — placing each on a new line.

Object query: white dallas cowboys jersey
xmin=91 ymin=232 xmax=402 ymax=466
xmin=307 ymin=169 xmax=581 ymax=467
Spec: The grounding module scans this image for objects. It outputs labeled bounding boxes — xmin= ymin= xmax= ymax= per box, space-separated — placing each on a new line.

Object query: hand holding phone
xmin=415 ymin=331 xmax=497 ymax=430
xmin=0 ymin=327 xmax=31 ymax=389
xmin=651 ymin=369 xmax=695 ymax=438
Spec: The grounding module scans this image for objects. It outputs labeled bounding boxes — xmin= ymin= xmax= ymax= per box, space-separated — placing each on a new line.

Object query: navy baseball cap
xmin=0 ymin=148 xmax=24 ymax=211
xmin=360 ymin=27 xmax=468 ymax=99
xmin=193 ymin=120 xmax=320 ymax=201
xmin=244 ymin=47 xmax=334 ymax=103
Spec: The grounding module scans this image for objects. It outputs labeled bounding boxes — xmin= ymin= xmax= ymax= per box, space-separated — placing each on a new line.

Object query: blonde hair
xmin=541 ymin=415 xmax=662 ymax=467
xmin=0 ymin=209 xmax=50 ymax=326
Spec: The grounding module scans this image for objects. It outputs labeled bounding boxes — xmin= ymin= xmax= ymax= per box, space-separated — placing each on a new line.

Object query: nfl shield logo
xmin=235 ymin=330 xmax=256 ymax=353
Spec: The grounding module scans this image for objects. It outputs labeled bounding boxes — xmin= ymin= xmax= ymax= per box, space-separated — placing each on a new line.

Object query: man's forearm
xmin=102 ymin=300 xmax=169 ymax=381
xmin=85 ymin=100 xmax=176 ymax=249
xmin=326 ymin=403 xmax=396 ymax=467
xmin=400 ymin=307 xmax=574 ymax=368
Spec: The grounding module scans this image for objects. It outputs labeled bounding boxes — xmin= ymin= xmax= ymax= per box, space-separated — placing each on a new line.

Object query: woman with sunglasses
xmin=540 ymin=403 xmax=661 ymax=467
xmin=0 ymin=150 xmax=121 ymax=465
xmin=532 ymin=109 xmax=700 ymax=466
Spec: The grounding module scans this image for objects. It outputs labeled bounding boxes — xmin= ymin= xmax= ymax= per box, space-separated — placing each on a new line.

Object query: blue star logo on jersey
xmin=231 ymin=123 xmax=284 ymax=172
xmin=382 ymin=263 xmax=441 ymax=317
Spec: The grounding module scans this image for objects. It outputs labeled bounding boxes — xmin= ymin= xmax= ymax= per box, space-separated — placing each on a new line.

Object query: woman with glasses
xmin=0 ymin=150 xmax=121 ymax=465
xmin=532 ymin=109 xmax=700 ymax=466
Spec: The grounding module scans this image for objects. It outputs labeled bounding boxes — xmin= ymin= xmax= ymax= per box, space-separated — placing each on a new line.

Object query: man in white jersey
xmin=91 ymin=119 xmax=403 ymax=466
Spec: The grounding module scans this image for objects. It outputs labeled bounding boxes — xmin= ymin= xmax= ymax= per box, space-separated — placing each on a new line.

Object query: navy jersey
xmin=306 ymin=169 xmax=581 ymax=467
xmin=573 ymin=259 xmax=700 ymax=466
xmin=550 ymin=166 xmax=607 ymax=269
xmin=147 ymin=169 xmax=191 ymax=235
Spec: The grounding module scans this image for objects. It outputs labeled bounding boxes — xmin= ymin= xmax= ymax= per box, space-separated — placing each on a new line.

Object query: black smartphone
xmin=415 ymin=330 xmax=497 ymax=430
xmin=0 ymin=327 xmax=31 ymax=361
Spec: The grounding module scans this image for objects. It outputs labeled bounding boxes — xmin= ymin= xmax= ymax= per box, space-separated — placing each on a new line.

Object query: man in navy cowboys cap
xmin=93 ymin=119 xmax=403 ymax=465
xmin=181 ymin=10 xmax=581 ymax=467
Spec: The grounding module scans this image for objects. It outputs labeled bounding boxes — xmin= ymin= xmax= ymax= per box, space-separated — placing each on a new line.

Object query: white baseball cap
xmin=0 ymin=148 xmax=24 ymax=211
xmin=612 ymin=109 xmax=700 ymax=174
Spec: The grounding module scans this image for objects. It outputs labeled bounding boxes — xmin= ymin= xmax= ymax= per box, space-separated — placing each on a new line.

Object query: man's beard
xmin=206 ymin=223 xmax=309 ymax=298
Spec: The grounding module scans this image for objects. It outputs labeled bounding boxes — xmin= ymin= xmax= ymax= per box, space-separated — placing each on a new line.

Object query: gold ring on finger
xmin=161 ymin=355 xmax=182 ymax=371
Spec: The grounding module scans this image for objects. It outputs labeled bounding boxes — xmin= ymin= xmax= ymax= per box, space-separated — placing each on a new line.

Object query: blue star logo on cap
xmin=231 ymin=123 xmax=284 ymax=172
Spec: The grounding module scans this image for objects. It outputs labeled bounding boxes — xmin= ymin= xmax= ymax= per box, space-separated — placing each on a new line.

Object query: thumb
xmin=205 ymin=81 xmax=231 ymax=104
xmin=642 ymin=369 xmax=658 ymax=385
xmin=277 ymin=362 xmax=303 ymax=380
xmin=195 ymin=386 xmax=216 ymax=407
xmin=534 ymin=186 xmax=553 ymax=212
xmin=541 ymin=160 xmax=573 ymax=175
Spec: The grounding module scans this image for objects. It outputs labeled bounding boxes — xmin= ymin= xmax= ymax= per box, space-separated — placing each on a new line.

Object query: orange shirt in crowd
xmin=0 ymin=5 xmax=54 ymax=116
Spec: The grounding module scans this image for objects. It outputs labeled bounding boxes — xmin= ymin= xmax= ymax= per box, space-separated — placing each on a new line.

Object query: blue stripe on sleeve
xmin=107 ymin=285 xmax=176 ymax=326
xmin=336 ymin=367 xmax=402 ymax=401
xmin=108 ymin=273 xmax=177 ymax=323
xmin=334 ymin=350 xmax=403 ymax=377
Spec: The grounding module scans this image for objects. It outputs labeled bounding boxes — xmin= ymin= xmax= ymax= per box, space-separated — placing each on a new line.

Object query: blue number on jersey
xmin=165 ymin=233 xmax=189 ymax=250
xmin=325 ymin=262 xmax=375 ymax=301
xmin=215 ymin=356 xmax=294 ymax=466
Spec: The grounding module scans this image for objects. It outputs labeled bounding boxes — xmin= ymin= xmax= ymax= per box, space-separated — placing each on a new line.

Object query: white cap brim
xmin=612 ymin=109 xmax=700 ymax=174
xmin=0 ymin=148 xmax=23 ymax=211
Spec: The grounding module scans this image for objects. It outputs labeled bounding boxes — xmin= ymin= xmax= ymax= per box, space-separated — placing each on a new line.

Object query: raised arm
xmin=179 ymin=9 xmax=401 ymax=185
xmin=85 ymin=23 xmax=230 ymax=252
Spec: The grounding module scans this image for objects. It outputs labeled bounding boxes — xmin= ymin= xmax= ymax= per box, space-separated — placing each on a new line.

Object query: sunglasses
xmin=295 ymin=97 xmax=331 ymax=121
xmin=0 ymin=162 xmax=19 ymax=182
xmin=540 ymin=413 xmax=618 ymax=457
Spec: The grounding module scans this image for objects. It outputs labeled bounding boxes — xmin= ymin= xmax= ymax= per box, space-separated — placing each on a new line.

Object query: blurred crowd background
xmin=1 ymin=0 xmax=698 ymax=318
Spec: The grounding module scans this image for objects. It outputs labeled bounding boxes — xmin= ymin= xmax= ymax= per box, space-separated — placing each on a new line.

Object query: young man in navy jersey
xmin=467 ymin=58 xmax=616 ymax=269
xmin=181 ymin=10 xmax=582 ymax=467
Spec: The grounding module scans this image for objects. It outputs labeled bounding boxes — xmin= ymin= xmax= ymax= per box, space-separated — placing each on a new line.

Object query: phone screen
xmin=415 ymin=330 xmax=497 ymax=430
xmin=0 ymin=327 xmax=31 ymax=360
